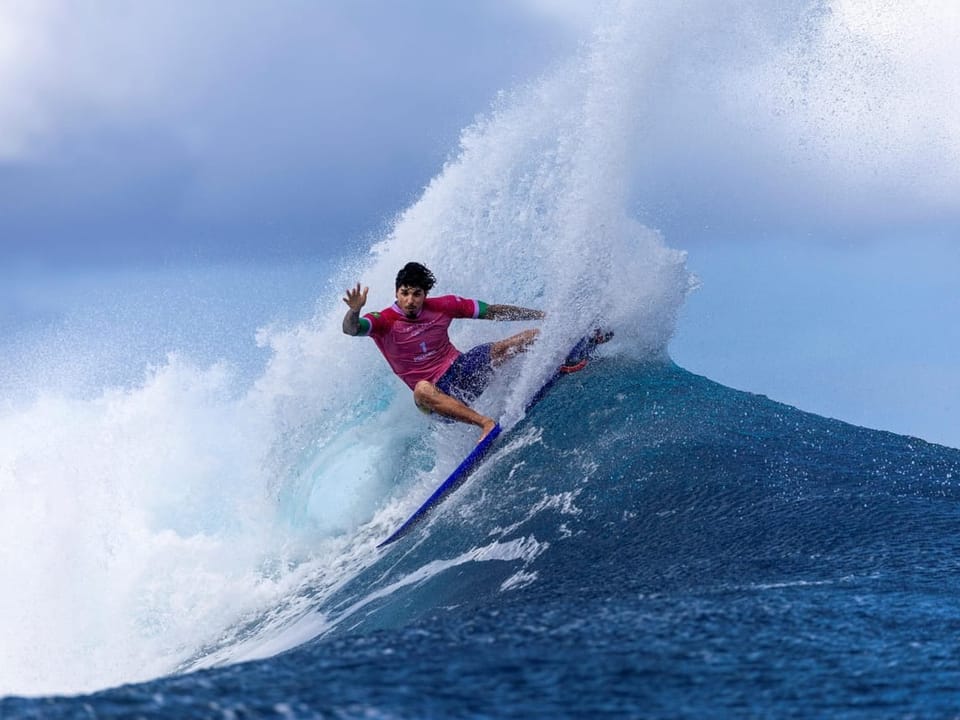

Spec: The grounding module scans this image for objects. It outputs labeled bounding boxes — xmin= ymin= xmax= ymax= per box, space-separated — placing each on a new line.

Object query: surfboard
xmin=377 ymin=329 xmax=612 ymax=548
xmin=377 ymin=423 xmax=502 ymax=547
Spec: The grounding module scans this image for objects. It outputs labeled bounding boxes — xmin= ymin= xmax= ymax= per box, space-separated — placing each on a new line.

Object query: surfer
xmin=343 ymin=262 xmax=544 ymax=442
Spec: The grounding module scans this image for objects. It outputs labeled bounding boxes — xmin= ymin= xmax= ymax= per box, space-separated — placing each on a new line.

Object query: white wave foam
xmin=0 ymin=356 xmax=290 ymax=696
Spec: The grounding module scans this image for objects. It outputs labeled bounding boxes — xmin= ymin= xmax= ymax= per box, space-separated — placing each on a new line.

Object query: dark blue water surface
xmin=4 ymin=358 xmax=959 ymax=718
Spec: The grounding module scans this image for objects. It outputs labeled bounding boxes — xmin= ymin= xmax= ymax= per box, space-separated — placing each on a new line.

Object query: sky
xmin=0 ymin=1 xmax=583 ymax=263
xmin=1 ymin=0 xmax=958 ymax=447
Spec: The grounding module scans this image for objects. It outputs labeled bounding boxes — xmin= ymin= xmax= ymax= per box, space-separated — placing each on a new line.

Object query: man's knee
xmin=413 ymin=380 xmax=437 ymax=408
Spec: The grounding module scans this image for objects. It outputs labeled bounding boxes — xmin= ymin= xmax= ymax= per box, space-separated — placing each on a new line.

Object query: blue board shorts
xmin=434 ymin=343 xmax=495 ymax=406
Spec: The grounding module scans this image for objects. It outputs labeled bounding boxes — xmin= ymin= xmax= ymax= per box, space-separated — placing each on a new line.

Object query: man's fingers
xmin=343 ymin=283 xmax=368 ymax=307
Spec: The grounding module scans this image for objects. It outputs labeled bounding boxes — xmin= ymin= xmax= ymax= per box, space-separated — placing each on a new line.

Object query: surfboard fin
xmin=559 ymin=359 xmax=589 ymax=374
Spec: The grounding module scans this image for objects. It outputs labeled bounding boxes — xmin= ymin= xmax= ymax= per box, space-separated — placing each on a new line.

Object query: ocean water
xmin=3 ymin=2 xmax=959 ymax=717
xmin=2 ymin=352 xmax=958 ymax=718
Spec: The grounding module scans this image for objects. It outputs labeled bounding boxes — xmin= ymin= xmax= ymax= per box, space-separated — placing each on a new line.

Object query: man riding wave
xmin=342 ymin=262 xmax=543 ymax=442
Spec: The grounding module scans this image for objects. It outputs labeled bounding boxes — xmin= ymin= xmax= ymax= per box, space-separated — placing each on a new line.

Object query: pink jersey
xmin=359 ymin=295 xmax=486 ymax=389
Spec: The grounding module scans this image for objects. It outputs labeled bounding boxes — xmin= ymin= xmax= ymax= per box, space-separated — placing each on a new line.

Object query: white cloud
xmin=0 ymin=1 xmax=581 ymax=164
xmin=0 ymin=2 xmax=278 ymax=160
xmin=0 ymin=2 xmax=57 ymax=158
xmin=0 ymin=0 xmax=575 ymax=258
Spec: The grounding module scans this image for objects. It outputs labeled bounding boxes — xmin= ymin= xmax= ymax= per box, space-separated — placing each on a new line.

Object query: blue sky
xmin=1 ymin=1 xmax=957 ymax=447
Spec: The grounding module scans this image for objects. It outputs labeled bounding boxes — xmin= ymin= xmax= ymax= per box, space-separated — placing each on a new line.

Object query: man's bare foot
xmin=478 ymin=418 xmax=498 ymax=444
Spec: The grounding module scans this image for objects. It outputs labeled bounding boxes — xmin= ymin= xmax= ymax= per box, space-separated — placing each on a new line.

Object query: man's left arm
xmin=481 ymin=304 xmax=545 ymax=321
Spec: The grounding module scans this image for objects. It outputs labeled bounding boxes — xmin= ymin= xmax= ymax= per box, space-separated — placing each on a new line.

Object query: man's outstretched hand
xmin=342 ymin=283 xmax=369 ymax=335
xmin=343 ymin=283 xmax=369 ymax=312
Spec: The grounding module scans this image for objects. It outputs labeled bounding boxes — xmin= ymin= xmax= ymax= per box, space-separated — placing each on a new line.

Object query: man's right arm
xmin=482 ymin=304 xmax=545 ymax=321
xmin=342 ymin=283 xmax=369 ymax=336
xmin=343 ymin=308 xmax=363 ymax=335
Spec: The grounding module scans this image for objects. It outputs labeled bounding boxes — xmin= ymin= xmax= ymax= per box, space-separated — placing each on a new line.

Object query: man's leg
xmin=414 ymin=381 xmax=498 ymax=443
xmin=490 ymin=329 xmax=540 ymax=366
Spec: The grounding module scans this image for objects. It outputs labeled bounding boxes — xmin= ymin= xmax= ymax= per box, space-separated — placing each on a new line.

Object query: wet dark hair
xmin=395 ymin=262 xmax=436 ymax=292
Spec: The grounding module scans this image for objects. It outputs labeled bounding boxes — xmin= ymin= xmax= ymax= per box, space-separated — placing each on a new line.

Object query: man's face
xmin=396 ymin=285 xmax=427 ymax=318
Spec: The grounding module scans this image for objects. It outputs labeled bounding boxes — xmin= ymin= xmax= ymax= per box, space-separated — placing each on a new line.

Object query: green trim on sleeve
xmin=357 ymin=316 xmax=372 ymax=335
xmin=477 ymin=300 xmax=489 ymax=318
